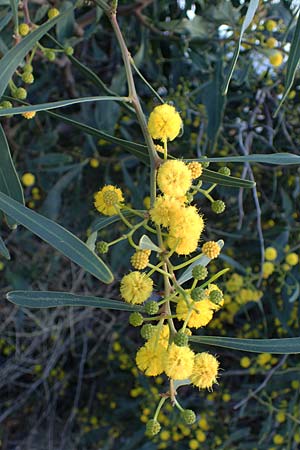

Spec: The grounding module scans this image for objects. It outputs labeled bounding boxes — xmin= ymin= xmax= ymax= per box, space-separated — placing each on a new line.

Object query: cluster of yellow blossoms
xmin=93 ymin=104 xmax=226 ymax=434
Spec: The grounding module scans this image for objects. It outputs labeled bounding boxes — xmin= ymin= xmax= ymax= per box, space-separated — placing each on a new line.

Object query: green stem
xmin=147 ymin=263 xmax=173 ymax=278
xmin=172 ymin=252 xmax=204 ymax=271
xmin=153 ymin=397 xmax=167 ymax=421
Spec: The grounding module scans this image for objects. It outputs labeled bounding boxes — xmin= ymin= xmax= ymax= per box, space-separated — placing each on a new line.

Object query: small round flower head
xmin=218 ymin=166 xmax=231 ymax=176
xmin=211 ymin=200 xmax=225 ymax=214
xmin=202 ymin=241 xmax=220 ymax=259
xmin=146 ymin=419 xmax=161 ymax=436
xmin=148 ymin=324 xmax=170 ymax=348
xmin=64 ymin=46 xmax=74 ymax=56
xmin=131 ymin=249 xmax=151 ymax=270
xmin=265 ymin=19 xmax=277 ymax=31
xmin=22 ymin=72 xmax=34 ymax=84
xmin=94 ymin=185 xmax=124 ymax=216
xmin=136 ymin=339 xmax=167 ymax=376
xmin=286 ymin=253 xmax=298 ymax=266
xmin=96 ymin=241 xmax=109 ymax=254
xmin=192 ymin=265 xmax=208 ymax=281
xmin=150 ymin=195 xmax=183 ymax=227
xmin=90 ymin=158 xmax=99 ymax=168
xmin=21 ymin=172 xmax=35 ymax=187
xmin=164 ymin=343 xmax=195 ymax=380
xmin=48 ymin=7 xmax=60 ymax=19
xmin=266 ymin=37 xmax=277 ymax=48
xmin=157 ymin=160 xmax=192 ymax=198
xmin=167 ymin=206 xmax=204 ymax=255
xmin=205 ymin=284 xmax=224 ymax=309
xmin=19 ymin=23 xmax=30 ymax=36
xmin=182 ymin=409 xmax=196 ymax=425
xmin=23 ymin=63 xmax=33 ymax=73
xmin=12 ymin=87 xmax=27 ymax=100
xmin=263 ymin=261 xmax=275 ymax=278
xmin=22 ymin=111 xmax=36 ymax=120
xmin=209 ymin=290 xmax=223 ymax=306
xmin=173 ymin=331 xmax=189 ymax=347
xmin=176 ymin=296 xmax=214 ymax=328
xmin=190 ymin=352 xmax=219 ymax=389
xmin=191 ymin=287 xmax=206 ymax=302
xmin=129 ymin=312 xmax=144 ymax=327
xmin=265 ymin=246 xmax=277 ymax=261
xmin=44 ymin=50 xmax=56 ymax=61
xmin=141 ymin=324 xmax=155 ymax=340
xmin=188 ymin=162 xmax=203 ymax=179
xmin=148 ymin=104 xmax=182 ymax=142
xmin=145 ymin=300 xmax=159 ymax=315
xmin=120 ymin=271 xmax=153 ymax=305
xmin=269 ymin=51 xmax=283 ymax=67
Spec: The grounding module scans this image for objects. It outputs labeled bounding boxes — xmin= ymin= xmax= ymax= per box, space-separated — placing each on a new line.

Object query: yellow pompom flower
xmin=19 ymin=23 xmax=30 ymax=36
xmin=157 ymin=160 xmax=192 ymax=198
xmin=176 ymin=296 xmax=214 ymax=328
xmin=148 ymin=104 xmax=182 ymax=142
xmin=269 ymin=51 xmax=283 ymax=67
xmin=266 ymin=37 xmax=277 ymax=48
xmin=263 ymin=261 xmax=274 ymax=279
xmin=48 ymin=7 xmax=60 ymax=19
xmin=22 ymin=111 xmax=36 ymax=120
xmin=21 ymin=172 xmax=35 ymax=187
xmin=150 ymin=195 xmax=183 ymax=228
xmin=167 ymin=205 xmax=204 ymax=255
xmin=202 ymin=241 xmax=220 ymax=259
xmin=120 ymin=271 xmax=153 ymax=304
xmin=164 ymin=343 xmax=195 ymax=380
xmin=131 ymin=249 xmax=151 ymax=270
xmin=265 ymin=19 xmax=277 ymax=31
xmin=148 ymin=324 xmax=170 ymax=348
xmin=190 ymin=353 xmax=219 ymax=389
xmin=265 ymin=246 xmax=277 ymax=261
xmin=94 ymin=185 xmax=124 ymax=216
xmin=90 ymin=158 xmax=100 ymax=168
xmin=136 ymin=340 xmax=167 ymax=376
xmin=285 ymin=253 xmax=298 ymax=266
xmin=187 ymin=162 xmax=203 ymax=179
xmin=240 ymin=356 xmax=251 ymax=368
xmin=273 ymin=434 xmax=284 ymax=445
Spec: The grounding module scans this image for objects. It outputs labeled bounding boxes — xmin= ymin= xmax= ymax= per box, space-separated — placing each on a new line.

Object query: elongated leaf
xmin=0 ymin=8 xmax=73 ymax=97
xmin=48 ymin=111 xmax=150 ymax=164
xmin=139 ymin=234 xmax=161 ymax=252
xmin=0 ymin=191 xmax=113 ymax=283
xmin=178 ymin=240 xmax=224 ymax=285
xmin=7 ymin=290 xmax=142 ymax=311
xmin=274 ymin=12 xmax=300 ymax=116
xmin=0 ymin=234 xmax=10 ymax=259
xmin=90 ymin=211 xmax=138 ymax=233
xmin=189 ymin=335 xmax=300 ymax=354
xmin=9 ymin=0 xmax=18 ymax=33
xmin=201 ymin=168 xmax=255 ymax=188
xmin=194 ymin=153 xmax=300 ymax=165
xmin=0 ymin=124 xmax=24 ymax=227
xmin=222 ymin=0 xmax=259 ymax=94
xmin=0 ymin=96 xmax=128 ymax=117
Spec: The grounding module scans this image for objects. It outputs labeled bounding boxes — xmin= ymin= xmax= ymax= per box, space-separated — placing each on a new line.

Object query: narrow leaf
xmin=201 ymin=168 xmax=255 ymax=188
xmin=0 ymin=234 xmax=10 ymax=259
xmin=189 ymin=335 xmax=300 ymax=354
xmin=9 ymin=0 xmax=18 ymax=33
xmin=7 ymin=290 xmax=142 ymax=311
xmin=139 ymin=234 xmax=161 ymax=252
xmin=0 ymin=9 xmax=73 ymax=97
xmin=274 ymin=12 xmax=300 ymax=116
xmin=0 ymin=191 xmax=114 ymax=283
xmin=194 ymin=153 xmax=300 ymax=165
xmin=222 ymin=0 xmax=259 ymax=94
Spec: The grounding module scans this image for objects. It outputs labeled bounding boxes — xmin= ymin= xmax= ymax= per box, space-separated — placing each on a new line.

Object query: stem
xmin=153 ymin=397 xmax=167 ymax=421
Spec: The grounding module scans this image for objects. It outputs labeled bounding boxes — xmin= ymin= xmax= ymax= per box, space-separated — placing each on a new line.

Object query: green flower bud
xmin=96 ymin=241 xmax=109 ymax=254
xmin=146 ymin=419 xmax=161 ymax=436
xmin=64 ymin=46 xmax=74 ymax=56
xmin=129 ymin=312 xmax=144 ymax=327
xmin=211 ymin=200 xmax=226 ymax=214
xmin=173 ymin=332 xmax=188 ymax=347
xmin=0 ymin=101 xmax=13 ymax=109
xmin=218 ymin=166 xmax=231 ymax=176
xmin=201 ymin=157 xmax=210 ymax=169
xmin=22 ymin=72 xmax=34 ymax=84
xmin=192 ymin=265 xmax=208 ymax=281
xmin=12 ymin=87 xmax=27 ymax=100
xmin=45 ymin=50 xmax=56 ymax=61
xmin=191 ymin=287 xmax=206 ymax=302
xmin=141 ymin=324 xmax=155 ymax=340
xmin=182 ymin=409 xmax=196 ymax=425
xmin=209 ymin=290 xmax=223 ymax=305
xmin=145 ymin=301 xmax=159 ymax=315
xmin=23 ymin=63 xmax=33 ymax=73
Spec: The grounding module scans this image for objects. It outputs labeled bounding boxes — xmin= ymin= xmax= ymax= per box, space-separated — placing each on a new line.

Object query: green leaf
xmin=0 ymin=191 xmax=114 ymax=283
xmin=222 ymin=0 xmax=259 ymax=94
xmin=274 ymin=12 xmax=300 ymax=116
xmin=48 ymin=111 xmax=150 ymax=164
xmin=201 ymin=168 xmax=255 ymax=188
xmin=0 ymin=9 xmax=73 ymax=97
xmin=90 ymin=211 xmax=138 ymax=233
xmin=0 ymin=96 xmax=128 ymax=117
xmin=189 ymin=335 xmax=300 ymax=354
xmin=9 ymin=0 xmax=18 ymax=33
xmin=6 ymin=290 xmax=142 ymax=312
xmin=0 ymin=234 xmax=10 ymax=259
xmin=195 ymin=153 xmax=300 ymax=165
xmin=0 ymin=124 xmax=24 ymax=227
xmin=178 ymin=240 xmax=224 ymax=285
xmin=139 ymin=234 xmax=161 ymax=253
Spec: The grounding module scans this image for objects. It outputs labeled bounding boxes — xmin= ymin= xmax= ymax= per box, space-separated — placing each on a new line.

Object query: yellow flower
xmin=164 ymin=343 xmax=195 ymax=380
xmin=257 ymin=353 xmax=272 ymax=366
xmin=190 ymin=352 xmax=219 ymax=389
xmin=94 ymin=185 xmax=124 ymax=216
xmin=21 ymin=172 xmax=35 ymax=187
xmin=130 ymin=249 xmax=151 ymax=270
xmin=189 ymin=439 xmax=199 ymax=449
xmin=19 ymin=23 xmax=30 ymax=36
xmin=273 ymin=434 xmax=284 ymax=445
xmin=225 ymin=274 xmax=244 ymax=292
xmin=22 ymin=111 xmax=36 ymax=120
xmin=167 ymin=205 xmax=204 ymax=255
xmin=240 ymin=356 xmax=251 ymax=368
xmin=285 ymin=253 xmax=298 ymax=266
xmin=263 ymin=262 xmax=274 ymax=279
xmin=265 ymin=19 xmax=277 ymax=31
xmin=120 ymin=271 xmax=153 ymax=304
xmin=196 ymin=430 xmax=206 ymax=442
xmin=48 ymin=7 xmax=60 ymax=19
xmin=148 ymin=324 xmax=170 ymax=348
xmin=187 ymin=162 xmax=203 ymax=179
xmin=269 ymin=52 xmax=283 ymax=67
xmin=150 ymin=195 xmax=183 ymax=227
xmin=266 ymin=37 xmax=277 ymax=48
xmin=136 ymin=340 xmax=167 ymax=376
xmin=90 ymin=158 xmax=100 ymax=168
xmin=176 ymin=295 xmax=214 ymax=328
xmin=143 ymin=196 xmax=151 ymax=209
xmin=148 ymin=104 xmax=182 ymax=142
xmin=0 ymin=261 xmax=4 ymax=271
xmin=157 ymin=160 xmax=192 ymax=198
xmin=276 ymin=411 xmax=286 ymax=423
xmin=202 ymin=241 xmax=220 ymax=259
xmin=265 ymin=246 xmax=277 ymax=261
